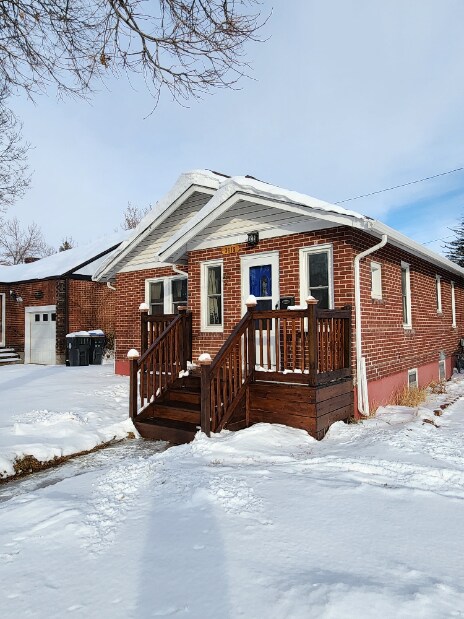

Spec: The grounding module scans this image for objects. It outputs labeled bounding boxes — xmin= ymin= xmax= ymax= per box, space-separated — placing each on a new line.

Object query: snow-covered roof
xmin=92 ymin=170 xmax=223 ymax=281
xmin=0 ymin=232 xmax=125 ymax=284
xmin=156 ymin=175 xmax=368 ymax=263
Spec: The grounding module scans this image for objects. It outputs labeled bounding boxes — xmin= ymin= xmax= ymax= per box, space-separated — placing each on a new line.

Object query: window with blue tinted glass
xmin=249 ymin=265 xmax=272 ymax=297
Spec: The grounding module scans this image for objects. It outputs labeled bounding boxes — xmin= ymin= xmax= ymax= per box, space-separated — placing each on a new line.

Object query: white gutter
xmin=172 ymin=264 xmax=188 ymax=278
xmin=354 ymin=234 xmax=388 ymax=416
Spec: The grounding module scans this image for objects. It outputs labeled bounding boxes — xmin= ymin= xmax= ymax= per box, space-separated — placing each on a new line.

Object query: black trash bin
xmin=89 ymin=330 xmax=105 ymax=365
xmin=66 ymin=333 xmax=91 ymax=366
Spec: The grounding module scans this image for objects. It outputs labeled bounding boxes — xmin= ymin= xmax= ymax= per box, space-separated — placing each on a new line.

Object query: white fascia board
xmin=157 ymin=183 xmax=368 ymax=263
xmin=92 ymin=170 xmax=221 ymax=281
xmin=368 ymin=221 xmax=464 ymax=278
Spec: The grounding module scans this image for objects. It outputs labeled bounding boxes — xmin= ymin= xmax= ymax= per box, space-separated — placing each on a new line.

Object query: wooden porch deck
xmin=128 ymin=302 xmax=353 ymax=444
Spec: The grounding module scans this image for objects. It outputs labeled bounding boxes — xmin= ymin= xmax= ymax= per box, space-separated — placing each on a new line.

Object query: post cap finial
xmin=198 ymin=352 xmax=212 ymax=365
xmin=245 ymin=294 xmax=258 ymax=310
xmin=139 ymin=302 xmax=149 ymax=312
xmin=306 ymin=295 xmax=318 ymax=305
xmin=127 ymin=349 xmax=140 ymax=360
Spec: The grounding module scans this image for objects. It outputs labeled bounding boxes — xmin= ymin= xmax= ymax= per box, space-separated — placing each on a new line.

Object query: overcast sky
xmin=9 ymin=0 xmax=464 ymax=255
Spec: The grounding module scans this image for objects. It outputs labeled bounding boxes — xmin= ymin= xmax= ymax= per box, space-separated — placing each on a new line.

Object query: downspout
xmin=354 ymin=234 xmax=388 ymax=416
xmin=107 ymin=281 xmax=116 ymax=291
xmin=172 ymin=264 xmax=188 ymax=278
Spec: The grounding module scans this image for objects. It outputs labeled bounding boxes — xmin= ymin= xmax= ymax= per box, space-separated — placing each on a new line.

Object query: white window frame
xmin=145 ymin=275 xmax=187 ymax=315
xmin=451 ymin=281 xmax=456 ymax=328
xmin=370 ymin=261 xmax=382 ymax=300
xmin=438 ymin=359 xmax=446 ymax=382
xmin=436 ymin=275 xmax=442 ymax=314
xmin=408 ymin=368 xmax=418 ymax=389
xmin=299 ymin=244 xmax=334 ymax=309
xmin=201 ymin=260 xmax=224 ymax=332
xmin=401 ymin=261 xmax=412 ymax=329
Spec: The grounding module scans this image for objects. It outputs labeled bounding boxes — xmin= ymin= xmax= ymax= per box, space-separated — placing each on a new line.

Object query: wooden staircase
xmin=0 ymin=347 xmax=22 ymax=365
xmin=135 ymin=373 xmax=201 ymax=444
xmin=129 ymin=303 xmax=354 ymax=445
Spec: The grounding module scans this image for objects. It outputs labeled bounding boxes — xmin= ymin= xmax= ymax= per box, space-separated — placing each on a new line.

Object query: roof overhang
xmin=93 ymin=170 xmax=223 ymax=282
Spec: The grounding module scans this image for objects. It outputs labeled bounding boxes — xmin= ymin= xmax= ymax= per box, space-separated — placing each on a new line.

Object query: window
xmin=438 ymin=359 xmax=446 ymax=382
xmin=451 ymin=281 xmax=456 ymax=328
xmin=51 ymin=313 xmax=56 ymax=322
xmin=299 ymin=245 xmax=333 ymax=309
xmin=408 ymin=368 xmax=418 ymax=389
xmin=149 ymin=281 xmax=164 ymax=315
xmin=201 ymin=261 xmax=223 ymax=331
xmin=371 ymin=262 xmax=382 ymax=300
xmin=401 ymin=262 xmax=412 ymax=327
xmin=436 ymin=275 xmax=442 ymax=313
xmin=35 ymin=314 xmax=40 ymax=322
xmin=146 ymin=276 xmax=187 ymax=315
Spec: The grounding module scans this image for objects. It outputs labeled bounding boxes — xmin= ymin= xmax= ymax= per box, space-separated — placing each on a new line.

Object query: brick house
xmin=0 ymin=235 xmax=123 ymax=365
xmin=93 ymin=171 xmax=464 ymax=441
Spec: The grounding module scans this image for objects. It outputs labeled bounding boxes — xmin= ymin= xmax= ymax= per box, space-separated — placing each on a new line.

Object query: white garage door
xmin=26 ymin=306 xmax=57 ymax=365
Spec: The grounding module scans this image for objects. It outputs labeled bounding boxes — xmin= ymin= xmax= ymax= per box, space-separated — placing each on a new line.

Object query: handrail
xmin=129 ymin=310 xmax=192 ymax=420
xmin=200 ymin=311 xmax=254 ymax=435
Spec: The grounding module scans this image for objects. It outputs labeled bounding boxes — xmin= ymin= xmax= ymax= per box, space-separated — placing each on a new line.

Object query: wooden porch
xmin=128 ymin=301 xmax=353 ymax=444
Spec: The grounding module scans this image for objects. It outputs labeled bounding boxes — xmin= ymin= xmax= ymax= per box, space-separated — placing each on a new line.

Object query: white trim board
xmin=93 ymin=171 xmax=222 ymax=281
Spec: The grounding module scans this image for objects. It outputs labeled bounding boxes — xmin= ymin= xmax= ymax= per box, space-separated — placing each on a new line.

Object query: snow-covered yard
xmin=1 ymin=364 xmax=464 ymax=618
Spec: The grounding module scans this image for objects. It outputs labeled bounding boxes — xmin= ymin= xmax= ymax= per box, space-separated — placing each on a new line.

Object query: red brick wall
xmin=0 ymin=278 xmax=118 ymax=362
xmin=68 ymin=279 xmax=117 ymax=336
xmin=351 ymin=229 xmax=464 ymax=385
xmin=0 ymin=280 xmax=57 ymax=352
xmin=113 ymin=227 xmax=464 ymax=395
xmin=114 ymin=266 xmax=188 ymax=369
xmin=187 ymin=228 xmax=355 ymax=360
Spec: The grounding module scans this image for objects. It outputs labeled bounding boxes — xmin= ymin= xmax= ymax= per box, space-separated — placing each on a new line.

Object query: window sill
xmin=201 ymin=326 xmax=224 ymax=333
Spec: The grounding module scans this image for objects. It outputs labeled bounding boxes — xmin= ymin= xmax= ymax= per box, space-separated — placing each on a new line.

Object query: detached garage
xmin=0 ymin=235 xmax=123 ymax=365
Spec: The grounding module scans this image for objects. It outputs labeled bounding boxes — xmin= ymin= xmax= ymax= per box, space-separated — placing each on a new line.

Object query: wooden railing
xmin=200 ymin=312 xmax=255 ymax=435
xmin=129 ymin=309 xmax=192 ymax=420
xmin=200 ymin=302 xmax=352 ymax=435
xmin=141 ymin=312 xmax=177 ymax=353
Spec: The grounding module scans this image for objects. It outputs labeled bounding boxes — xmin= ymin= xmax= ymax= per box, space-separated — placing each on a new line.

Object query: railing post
xmin=246 ymin=295 xmax=257 ymax=378
xmin=199 ymin=353 xmax=212 ymax=436
xmin=139 ymin=302 xmax=149 ymax=354
xmin=342 ymin=304 xmax=352 ymax=370
xmin=177 ymin=305 xmax=191 ymax=370
xmin=127 ymin=349 xmax=140 ymax=421
xmin=306 ymin=296 xmax=318 ymax=387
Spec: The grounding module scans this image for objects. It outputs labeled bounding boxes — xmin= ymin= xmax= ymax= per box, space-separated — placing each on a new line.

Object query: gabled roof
xmin=0 ymin=232 xmax=125 ymax=284
xmin=156 ymin=175 xmax=369 ymax=263
xmin=155 ymin=174 xmax=464 ymax=278
xmin=93 ymin=170 xmax=224 ymax=281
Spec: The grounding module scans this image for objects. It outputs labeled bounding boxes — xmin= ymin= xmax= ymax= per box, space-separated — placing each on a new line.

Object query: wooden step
xmin=151 ymin=401 xmax=200 ymax=424
xmin=165 ymin=387 xmax=201 ymax=406
xmin=134 ymin=417 xmax=198 ymax=444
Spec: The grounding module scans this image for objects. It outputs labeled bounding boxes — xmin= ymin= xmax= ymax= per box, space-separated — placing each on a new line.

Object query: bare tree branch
xmin=0 ymin=216 xmax=55 ymax=264
xmin=0 ymin=88 xmax=30 ymax=211
xmin=121 ymin=201 xmax=150 ymax=230
xmin=0 ymin=1 xmax=263 ymax=102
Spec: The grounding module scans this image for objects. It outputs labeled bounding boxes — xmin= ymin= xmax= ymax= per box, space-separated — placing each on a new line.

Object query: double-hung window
xmin=299 ymin=245 xmax=333 ymax=309
xmin=146 ymin=276 xmax=187 ymax=315
xmin=401 ymin=262 xmax=412 ymax=328
xmin=201 ymin=261 xmax=223 ymax=331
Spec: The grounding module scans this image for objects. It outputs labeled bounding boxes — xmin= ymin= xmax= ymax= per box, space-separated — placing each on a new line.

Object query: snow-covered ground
xmin=1 ymin=365 xmax=464 ymax=618
xmin=0 ymin=363 xmax=133 ymax=478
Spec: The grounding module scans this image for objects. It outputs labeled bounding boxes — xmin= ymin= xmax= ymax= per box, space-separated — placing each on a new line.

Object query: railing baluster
xmin=292 ymin=317 xmax=296 ymax=370
xmin=283 ymin=318 xmax=288 ymax=370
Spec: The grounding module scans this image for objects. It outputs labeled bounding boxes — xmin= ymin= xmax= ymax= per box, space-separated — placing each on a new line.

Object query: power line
xmin=335 ymin=166 xmax=464 ymax=204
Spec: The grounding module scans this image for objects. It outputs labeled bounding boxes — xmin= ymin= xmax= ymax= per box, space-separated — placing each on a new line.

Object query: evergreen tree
xmin=444 ymin=218 xmax=464 ymax=267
